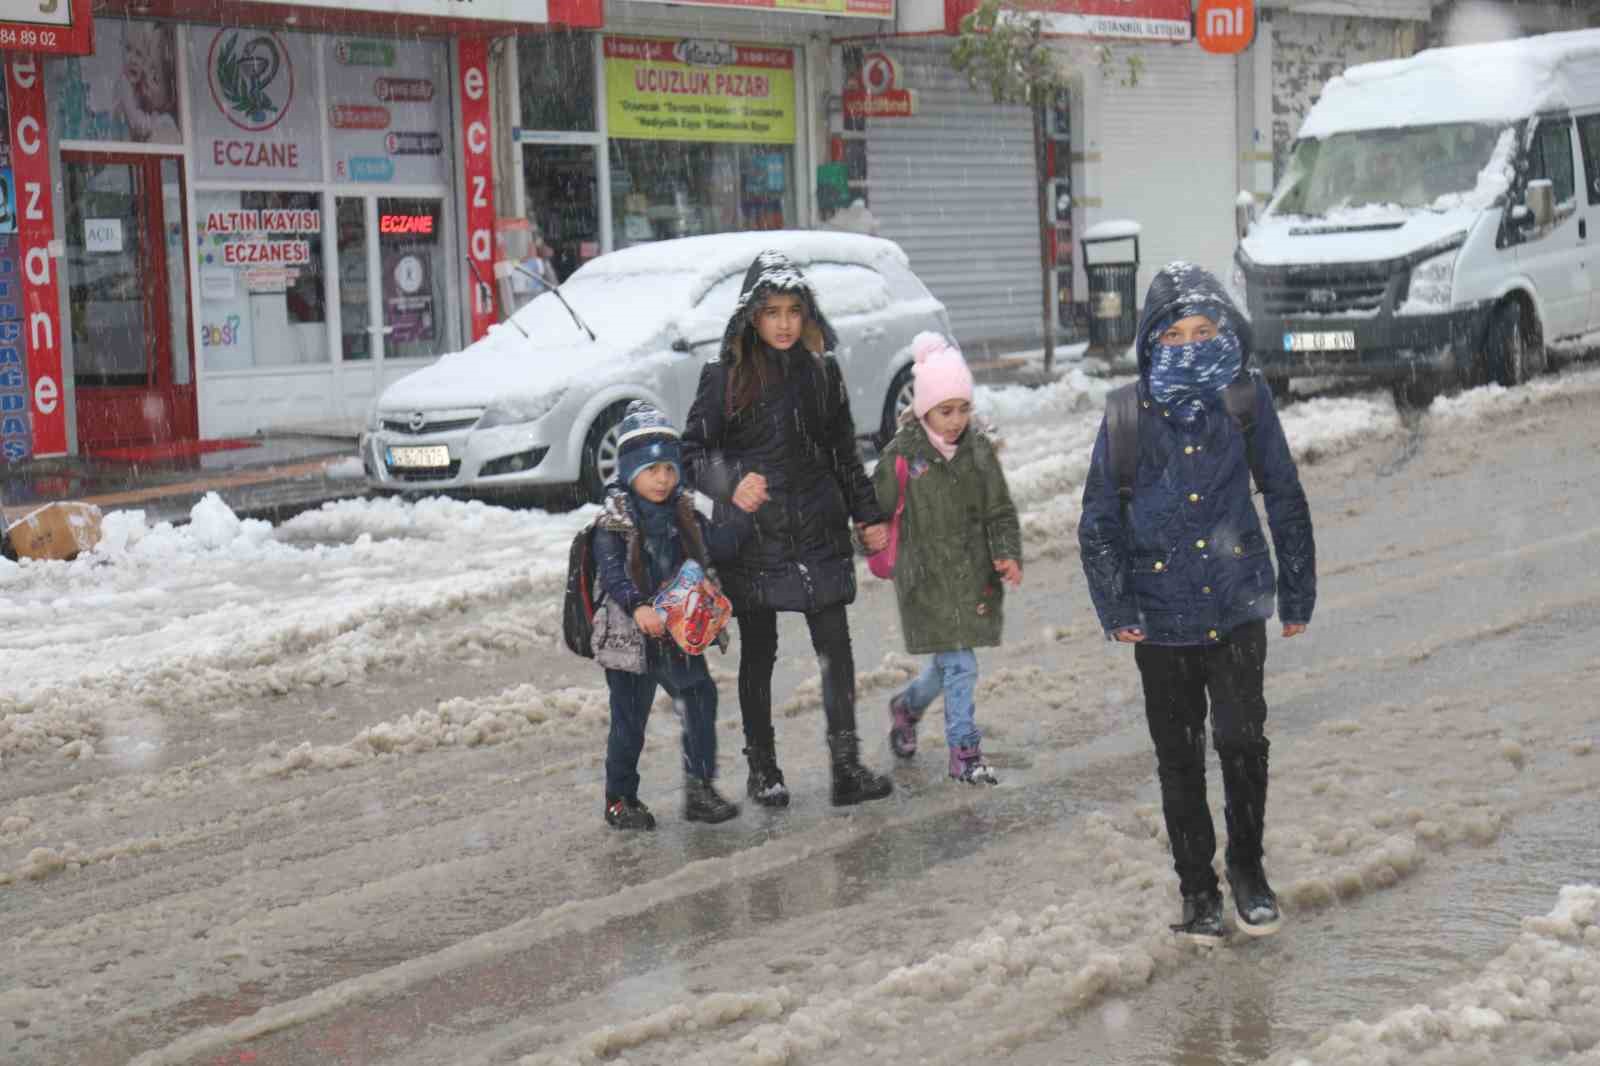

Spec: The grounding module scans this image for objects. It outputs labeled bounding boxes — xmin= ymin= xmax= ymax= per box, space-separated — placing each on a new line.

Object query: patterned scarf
xmin=1145 ymin=307 xmax=1243 ymax=424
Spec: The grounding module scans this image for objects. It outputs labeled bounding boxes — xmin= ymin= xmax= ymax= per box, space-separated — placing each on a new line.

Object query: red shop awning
xmin=95 ymin=0 xmax=603 ymax=35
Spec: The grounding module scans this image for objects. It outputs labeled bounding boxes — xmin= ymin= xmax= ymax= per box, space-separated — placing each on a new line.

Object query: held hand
xmin=634 ymin=605 xmax=667 ymax=638
xmin=1114 ymin=627 xmax=1146 ymax=644
xmin=1282 ymin=623 xmax=1308 ymax=639
xmin=993 ymin=559 xmax=1023 ymax=588
xmin=732 ymin=473 xmax=770 ymax=513
xmin=861 ymin=523 xmax=890 ymax=553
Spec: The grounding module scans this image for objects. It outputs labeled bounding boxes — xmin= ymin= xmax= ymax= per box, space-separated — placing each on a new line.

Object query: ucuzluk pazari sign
xmin=604 ymin=37 xmax=796 ymax=145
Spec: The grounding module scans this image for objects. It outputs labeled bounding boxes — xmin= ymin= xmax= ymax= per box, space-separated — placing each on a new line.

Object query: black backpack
xmin=562 ymin=520 xmax=603 ymax=658
xmin=1105 ymin=376 xmax=1263 ymax=513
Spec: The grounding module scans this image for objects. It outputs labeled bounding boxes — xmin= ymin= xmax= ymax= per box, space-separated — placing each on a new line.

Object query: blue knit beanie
xmin=615 ymin=401 xmax=682 ymax=488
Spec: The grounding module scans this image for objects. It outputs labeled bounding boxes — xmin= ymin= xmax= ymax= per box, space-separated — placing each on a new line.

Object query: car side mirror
xmin=671 ymin=337 xmax=691 ymax=353
xmin=1525 ymin=178 xmax=1555 ymax=228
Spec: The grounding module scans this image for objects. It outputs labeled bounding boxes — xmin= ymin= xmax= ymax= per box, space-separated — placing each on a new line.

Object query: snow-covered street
xmin=4 ymin=369 xmax=1600 ymax=1066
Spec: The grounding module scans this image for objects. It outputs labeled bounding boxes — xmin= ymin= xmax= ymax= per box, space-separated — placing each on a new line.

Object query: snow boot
xmin=1170 ymin=890 xmax=1226 ymax=946
xmin=743 ymin=745 xmax=790 ymax=808
xmin=684 ymin=778 xmax=740 ymax=824
xmin=948 ymin=744 xmax=999 ymax=785
xmin=888 ymin=693 xmax=922 ymax=759
xmin=828 ymin=730 xmax=894 ymax=806
xmin=605 ymin=796 xmax=656 ymax=831
xmin=1226 ymin=861 xmax=1282 ymax=937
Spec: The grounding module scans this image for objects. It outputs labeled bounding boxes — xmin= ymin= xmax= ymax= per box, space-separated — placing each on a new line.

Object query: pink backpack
xmin=867 ymin=455 xmax=909 ymax=580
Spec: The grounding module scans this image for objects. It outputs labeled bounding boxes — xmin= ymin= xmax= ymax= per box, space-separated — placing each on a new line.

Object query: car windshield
xmin=1268 ymin=122 xmax=1509 ymax=218
xmin=506 ymin=270 xmax=696 ymax=349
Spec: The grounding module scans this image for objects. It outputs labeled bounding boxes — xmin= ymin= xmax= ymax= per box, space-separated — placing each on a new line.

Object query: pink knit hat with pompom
xmin=911 ymin=332 xmax=974 ymax=418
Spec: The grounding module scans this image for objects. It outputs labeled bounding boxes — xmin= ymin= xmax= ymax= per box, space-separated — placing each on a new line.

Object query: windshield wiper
xmin=467 ymin=258 xmax=529 ymax=338
xmin=514 ymin=265 xmax=597 ymax=343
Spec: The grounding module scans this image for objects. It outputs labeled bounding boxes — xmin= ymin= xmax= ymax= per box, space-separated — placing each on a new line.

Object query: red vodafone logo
xmin=1197 ymin=0 xmax=1255 ymax=54
xmin=860 ymin=52 xmax=901 ymax=96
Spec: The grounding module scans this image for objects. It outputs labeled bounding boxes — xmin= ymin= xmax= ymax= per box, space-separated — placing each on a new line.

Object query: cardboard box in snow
xmin=4 ymin=501 xmax=104 ymax=561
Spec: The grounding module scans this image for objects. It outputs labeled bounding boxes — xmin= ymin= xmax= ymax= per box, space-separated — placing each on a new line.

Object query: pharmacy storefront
xmin=513 ymin=0 xmax=888 ymax=285
xmin=4 ymin=0 xmax=597 ymax=458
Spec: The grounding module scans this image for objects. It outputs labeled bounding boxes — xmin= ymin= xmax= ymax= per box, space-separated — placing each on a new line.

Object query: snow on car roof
xmin=568 ymin=230 xmax=910 ymax=304
xmin=1299 ymin=28 xmax=1600 ymax=138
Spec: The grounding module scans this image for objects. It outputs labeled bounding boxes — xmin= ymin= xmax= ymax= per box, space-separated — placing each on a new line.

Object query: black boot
xmin=1226 ymin=861 xmax=1282 ymax=937
xmin=1170 ymin=890 xmax=1226 ymax=946
xmin=743 ymin=745 xmax=790 ymax=808
xmin=827 ymin=730 xmax=893 ymax=807
xmin=604 ymin=796 xmax=656 ymax=831
xmin=685 ymin=777 xmax=740 ymax=824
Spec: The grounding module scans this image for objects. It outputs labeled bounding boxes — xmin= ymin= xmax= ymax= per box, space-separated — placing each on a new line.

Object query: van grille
xmin=1256 ymin=264 xmax=1393 ymax=316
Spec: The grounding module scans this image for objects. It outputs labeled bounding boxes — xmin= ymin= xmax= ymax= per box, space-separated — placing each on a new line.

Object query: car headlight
xmin=1228 ymin=261 xmax=1250 ymax=317
xmin=1401 ymin=249 xmax=1458 ymax=314
xmin=477 ymin=390 xmax=567 ymax=429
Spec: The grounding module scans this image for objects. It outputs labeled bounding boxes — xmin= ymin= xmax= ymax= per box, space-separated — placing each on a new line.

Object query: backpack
xmin=1105 ymin=376 xmax=1263 ymax=514
xmin=562 ymin=520 xmax=603 ymax=658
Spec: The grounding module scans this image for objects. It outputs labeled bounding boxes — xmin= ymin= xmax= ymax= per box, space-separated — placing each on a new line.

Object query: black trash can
xmin=1081 ymin=225 xmax=1141 ymax=349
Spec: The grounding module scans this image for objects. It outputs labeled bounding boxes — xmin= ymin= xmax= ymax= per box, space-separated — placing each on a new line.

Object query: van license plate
xmin=388 ymin=445 xmax=450 ymax=468
xmin=1284 ymin=331 xmax=1356 ymax=352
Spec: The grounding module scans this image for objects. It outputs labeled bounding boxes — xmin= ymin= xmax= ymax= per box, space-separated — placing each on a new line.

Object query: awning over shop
xmin=941 ymin=0 xmax=1191 ymax=40
xmin=93 ymin=0 xmax=603 ymax=34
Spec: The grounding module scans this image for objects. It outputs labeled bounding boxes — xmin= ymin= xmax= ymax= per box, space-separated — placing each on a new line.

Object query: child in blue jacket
xmin=1079 ymin=262 xmax=1317 ymax=944
xmin=590 ymin=402 xmax=755 ymax=830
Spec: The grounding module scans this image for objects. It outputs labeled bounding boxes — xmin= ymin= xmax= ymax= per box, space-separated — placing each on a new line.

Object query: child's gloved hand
xmin=634 ymin=605 xmax=667 ymax=638
xmin=732 ymin=473 xmax=770 ymax=513
xmin=993 ymin=559 xmax=1022 ymax=587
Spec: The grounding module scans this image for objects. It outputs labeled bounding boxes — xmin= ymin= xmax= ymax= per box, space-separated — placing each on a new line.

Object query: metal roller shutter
xmin=865 ymin=42 xmax=1043 ymax=354
xmin=1098 ymin=45 xmax=1238 ymax=307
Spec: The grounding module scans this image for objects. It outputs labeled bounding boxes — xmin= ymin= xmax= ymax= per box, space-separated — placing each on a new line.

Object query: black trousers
xmin=1134 ymin=620 xmax=1271 ymax=898
xmin=735 ymin=603 xmax=857 ymax=749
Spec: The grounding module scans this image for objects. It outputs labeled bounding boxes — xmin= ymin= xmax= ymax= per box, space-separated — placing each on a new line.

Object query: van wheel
xmin=1486 ymin=299 xmax=1542 ymax=387
xmin=579 ymin=401 xmax=632 ymax=503
xmin=1391 ymin=374 xmax=1440 ymax=410
xmin=879 ymin=365 xmax=915 ymax=446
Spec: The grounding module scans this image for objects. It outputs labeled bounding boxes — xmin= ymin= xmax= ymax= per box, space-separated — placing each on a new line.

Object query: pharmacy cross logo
xmin=208 ymin=31 xmax=295 ymax=132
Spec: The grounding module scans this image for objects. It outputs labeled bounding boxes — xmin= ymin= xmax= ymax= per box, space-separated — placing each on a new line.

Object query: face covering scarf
xmin=1147 ymin=330 xmax=1244 ymax=424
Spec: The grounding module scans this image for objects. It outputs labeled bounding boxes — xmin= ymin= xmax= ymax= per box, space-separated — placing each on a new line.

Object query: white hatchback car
xmin=360 ymin=231 xmax=952 ymax=500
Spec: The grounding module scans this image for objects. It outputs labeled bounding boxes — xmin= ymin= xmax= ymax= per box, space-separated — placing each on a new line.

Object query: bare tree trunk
xmin=1032 ymin=100 xmax=1055 ymax=375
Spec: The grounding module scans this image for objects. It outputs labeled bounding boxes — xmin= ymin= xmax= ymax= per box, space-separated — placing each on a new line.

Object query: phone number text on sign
xmin=0 ymin=0 xmax=94 ymax=56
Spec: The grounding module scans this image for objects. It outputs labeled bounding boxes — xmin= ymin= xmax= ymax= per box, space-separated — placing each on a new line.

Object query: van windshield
xmin=1268 ymin=122 xmax=1510 ymax=218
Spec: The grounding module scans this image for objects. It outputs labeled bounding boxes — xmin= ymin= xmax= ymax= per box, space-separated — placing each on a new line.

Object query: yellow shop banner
xmin=604 ymin=37 xmax=796 ymax=144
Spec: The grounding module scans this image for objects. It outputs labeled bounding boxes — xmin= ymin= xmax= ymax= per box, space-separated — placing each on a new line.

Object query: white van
xmin=1235 ymin=30 xmax=1600 ymax=404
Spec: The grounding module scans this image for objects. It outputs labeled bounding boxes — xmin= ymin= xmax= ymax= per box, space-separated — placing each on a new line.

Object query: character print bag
xmin=867 ymin=455 xmax=909 ymax=580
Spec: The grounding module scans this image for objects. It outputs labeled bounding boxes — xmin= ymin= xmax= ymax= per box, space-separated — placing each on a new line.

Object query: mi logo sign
xmin=1197 ymin=0 xmax=1255 ymax=54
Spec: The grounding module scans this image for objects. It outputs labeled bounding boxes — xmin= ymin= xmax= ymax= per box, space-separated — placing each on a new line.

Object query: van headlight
xmin=477 ymin=389 xmax=567 ymax=429
xmin=1401 ymin=249 xmax=1458 ymax=314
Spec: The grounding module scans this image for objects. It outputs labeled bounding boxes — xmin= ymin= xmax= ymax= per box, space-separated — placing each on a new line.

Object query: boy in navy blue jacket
xmin=1079 ymin=262 xmax=1317 ymax=944
xmin=591 ymin=402 xmax=756 ymax=830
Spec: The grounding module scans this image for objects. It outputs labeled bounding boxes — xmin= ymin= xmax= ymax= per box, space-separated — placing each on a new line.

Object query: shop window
xmin=50 ymin=20 xmax=181 ymax=145
xmin=326 ymin=36 xmax=452 ymax=186
xmin=195 ymin=191 xmax=328 ymax=370
xmin=378 ymin=197 xmax=456 ymax=360
xmin=610 ymin=142 xmax=795 ymax=248
xmin=522 ymin=144 xmax=600 ymax=282
xmin=520 ymin=32 xmax=596 ymax=131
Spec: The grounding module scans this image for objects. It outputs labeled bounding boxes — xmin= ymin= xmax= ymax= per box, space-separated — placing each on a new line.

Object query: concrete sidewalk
xmin=0 ymin=435 xmax=367 ymax=529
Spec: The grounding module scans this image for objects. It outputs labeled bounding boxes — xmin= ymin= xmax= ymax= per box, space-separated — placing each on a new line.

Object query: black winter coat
xmin=680 ymin=252 xmax=886 ymax=614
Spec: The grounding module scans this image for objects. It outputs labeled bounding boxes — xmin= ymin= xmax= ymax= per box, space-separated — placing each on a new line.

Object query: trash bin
xmin=1081 ymin=220 xmax=1141 ymax=349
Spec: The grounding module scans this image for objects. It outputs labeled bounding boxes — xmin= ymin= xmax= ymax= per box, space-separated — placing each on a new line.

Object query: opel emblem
xmin=1307 ymin=288 xmax=1337 ymax=306
xmin=408 ymin=411 xmax=427 ymax=433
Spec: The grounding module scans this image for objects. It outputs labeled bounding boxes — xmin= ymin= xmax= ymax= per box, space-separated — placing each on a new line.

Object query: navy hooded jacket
xmin=1078 ymin=262 xmax=1317 ymax=645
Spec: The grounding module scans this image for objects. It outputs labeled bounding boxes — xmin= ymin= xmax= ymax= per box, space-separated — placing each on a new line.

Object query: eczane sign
xmin=0 ymin=0 xmax=93 ymax=56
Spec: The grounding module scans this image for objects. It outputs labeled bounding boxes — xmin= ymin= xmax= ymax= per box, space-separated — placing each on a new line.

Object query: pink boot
xmin=888 ymin=694 xmax=920 ymax=758
xmin=948 ymin=744 xmax=999 ymax=785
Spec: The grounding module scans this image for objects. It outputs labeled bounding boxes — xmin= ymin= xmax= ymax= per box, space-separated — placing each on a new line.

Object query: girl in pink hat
xmin=871 ymin=332 xmax=1023 ymax=784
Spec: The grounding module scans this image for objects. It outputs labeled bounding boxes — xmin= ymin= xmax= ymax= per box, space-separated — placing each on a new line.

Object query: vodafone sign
xmin=1197 ymin=0 xmax=1255 ymax=54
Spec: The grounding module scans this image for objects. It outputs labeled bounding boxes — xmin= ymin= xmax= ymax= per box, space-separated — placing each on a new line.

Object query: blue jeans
xmin=901 ymin=649 xmax=980 ymax=749
xmin=604 ymin=656 xmax=718 ymax=801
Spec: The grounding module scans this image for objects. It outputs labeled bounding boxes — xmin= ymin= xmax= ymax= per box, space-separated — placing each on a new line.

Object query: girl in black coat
xmin=681 ymin=251 xmax=894 ymax=807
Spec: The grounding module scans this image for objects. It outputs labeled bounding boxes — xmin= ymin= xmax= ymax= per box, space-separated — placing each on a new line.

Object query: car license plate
xmin=1283 ymin=330 xmax=1356 ymax=353
xmin=388 ymin=445 xmax=450 ymax=468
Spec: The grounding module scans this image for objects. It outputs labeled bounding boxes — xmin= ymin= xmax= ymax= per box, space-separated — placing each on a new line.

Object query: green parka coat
xmin=872 ymin=420 xmax=1023 ymax=655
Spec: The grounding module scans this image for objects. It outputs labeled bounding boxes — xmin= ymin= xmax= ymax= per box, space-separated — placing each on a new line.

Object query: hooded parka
xmin=1078 ymin=263 xmax=1317 ymax=645
xmin=873 ymin=418 xmax=1021 ymax=654
xmin=680 ymin=252 xmax=886 ymax=614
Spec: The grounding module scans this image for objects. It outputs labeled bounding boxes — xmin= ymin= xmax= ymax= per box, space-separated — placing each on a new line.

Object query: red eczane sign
xmin=458 ymin=36 xmax=496 ymax=341
xmin=381 ymin=214 xmax=436 ymax=236
xmin=0 ymin=0 xmax=93 ymax=56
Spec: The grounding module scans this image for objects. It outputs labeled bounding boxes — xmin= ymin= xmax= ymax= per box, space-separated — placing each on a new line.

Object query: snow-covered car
xmin=360 ymin=231 xmax=952 ymax=500
xmin=1235 ymin=30 xmax=1600 ymax=405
